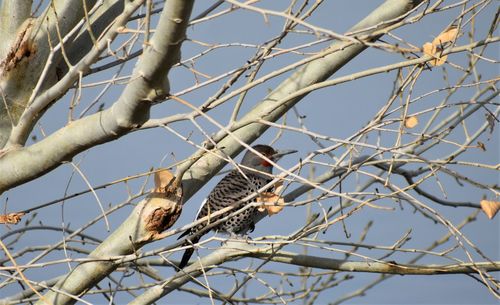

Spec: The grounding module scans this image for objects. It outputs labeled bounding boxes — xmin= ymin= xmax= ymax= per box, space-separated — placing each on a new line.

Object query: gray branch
xmin=179 ymin=0 xmax=424 ymax=202
xmin=0 ymin=0 xmax=32 ymax=60
xmin=24 ymin=1 xmax=195 ymax=304
xmin=0 ymin=0 xmax=103 ymax=147
xmin=0 ymin=0 xmax=193 ymax=195
xmin=127 ymin=240 xmax=500 ymax=305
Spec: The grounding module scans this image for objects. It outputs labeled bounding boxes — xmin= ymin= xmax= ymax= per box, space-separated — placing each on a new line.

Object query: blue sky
xmin=1 ymin=1 xmax=498 ymax=304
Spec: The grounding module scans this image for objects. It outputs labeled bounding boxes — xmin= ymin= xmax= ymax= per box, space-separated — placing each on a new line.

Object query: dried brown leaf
xmin=432 ymin=27 xmax=459 ymax=45
xmin=257 ymin=191 xmax=285 ymax=216
xmin=422 ymin=27 xmax=458 ymax=67
xmin=422 ymin=42 xmax=436 ymax=57
xmin=433 ymin=54 xmax=447 ymax=66
xmin=480 ymin=200 xmax=500 ymax=219
xmin=154 ymin=169 xmax=175 ymax=193
xmin=0 ymin=212 xmax=25 ymax=224
xmin=422 ymin=42 xmax=445 ymax=66
xmin=404 ymin=116 xmax=419 ymax=129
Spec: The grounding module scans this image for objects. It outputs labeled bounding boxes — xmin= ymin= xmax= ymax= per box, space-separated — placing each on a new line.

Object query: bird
xmin=177 ymin=144 xmax=297 ymax=269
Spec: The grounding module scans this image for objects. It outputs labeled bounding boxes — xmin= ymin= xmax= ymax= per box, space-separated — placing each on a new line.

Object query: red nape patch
xmin=261 ymin=160 xmax=272 ymax=167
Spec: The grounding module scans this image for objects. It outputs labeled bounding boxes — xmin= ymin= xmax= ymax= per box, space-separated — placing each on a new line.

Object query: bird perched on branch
xmin=177 ymin=144 xmax=297 ymax=269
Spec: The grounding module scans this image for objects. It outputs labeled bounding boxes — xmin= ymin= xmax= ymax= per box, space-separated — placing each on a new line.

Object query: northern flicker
xmin=177 ymin=144 xmax=296 ymax=269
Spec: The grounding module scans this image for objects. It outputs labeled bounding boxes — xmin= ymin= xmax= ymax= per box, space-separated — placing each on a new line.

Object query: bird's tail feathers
xmin=177 ymin=228 xmax=191 ymax=240
xmin=178 ymin=235 xmax=200 ymax=269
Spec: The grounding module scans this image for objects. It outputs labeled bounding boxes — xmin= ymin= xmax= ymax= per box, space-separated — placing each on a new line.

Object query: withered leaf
xmin=257 ymin=181 xmax=286 ymax=216
xmin=154 ymin=169 xmax=175 ymax=193
xmin=422 ymin=42 xmax=436 ymax=57
xmin=422 ymin=27 xmax=459 ymax=66
xmin=404 ymin=116 xmax=419 ymax=129
xmin=0 ymin=212 xmax=25 ymax=224
xmin=257 ymin=192 xmax=285 ymax=215
xmin=432 ymin=27 xmax=459 ymax=45
xmin=480 ymin=200 xmax=500 ymax=219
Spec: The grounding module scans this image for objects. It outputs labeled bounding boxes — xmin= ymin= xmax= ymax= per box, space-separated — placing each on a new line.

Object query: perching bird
xmin=177 ymin=144 xmax=296 ymax=269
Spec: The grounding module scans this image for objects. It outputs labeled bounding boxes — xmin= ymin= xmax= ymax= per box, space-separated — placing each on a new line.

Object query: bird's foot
xmin=220 ymin=232 xmax=252 ymax=245
xmin=233 ymin=232 xmax=252 ymax=239
xmin=231 ymin=233 xmax=253 ymax=243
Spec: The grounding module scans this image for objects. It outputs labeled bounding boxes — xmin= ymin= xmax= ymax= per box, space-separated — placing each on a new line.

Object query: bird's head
xmin=241 ymin=144 xmax=297 ymax=174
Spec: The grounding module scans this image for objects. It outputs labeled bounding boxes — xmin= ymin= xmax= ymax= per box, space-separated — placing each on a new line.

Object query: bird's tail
xmin=177 ymin=232 xmax=200 ymax=269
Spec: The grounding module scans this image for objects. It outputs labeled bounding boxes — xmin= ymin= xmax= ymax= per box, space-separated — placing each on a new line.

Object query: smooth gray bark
xmin=0 ymin=0 xmax=102 ymax=147
xmin=126 ymin=1 xmax=426 ymax=304
xmin=30 ymin=1 xmax=194 ymax=304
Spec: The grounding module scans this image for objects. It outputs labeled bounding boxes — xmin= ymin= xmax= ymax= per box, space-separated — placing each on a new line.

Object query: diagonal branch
xmin=127 ymin=239 xmax=500 ymax=305
xmin=0 ymin=0 xmax=104 ymax=148
xmin=20 ymin=1 xmax=195 ymax=304
xmin=0 ymin=0 xmax=193 ymax=195
xmin=178 ymin=0 xmax=426 ymax=202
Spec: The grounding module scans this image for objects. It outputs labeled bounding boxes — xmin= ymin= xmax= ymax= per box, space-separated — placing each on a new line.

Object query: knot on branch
xmin=0 ymin=19 xmax=35 ymax=75
xmin=141 ymin=169 xmax=183 ymax=241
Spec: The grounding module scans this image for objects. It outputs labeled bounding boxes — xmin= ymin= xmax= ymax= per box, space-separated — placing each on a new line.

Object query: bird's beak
xmin=272 ymin=149 xmax=298 ymax=161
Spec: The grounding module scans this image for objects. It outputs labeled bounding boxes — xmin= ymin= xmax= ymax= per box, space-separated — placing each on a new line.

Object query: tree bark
xmin=28 ymin=0 xmax=195 ymax=303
